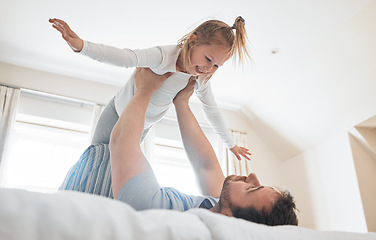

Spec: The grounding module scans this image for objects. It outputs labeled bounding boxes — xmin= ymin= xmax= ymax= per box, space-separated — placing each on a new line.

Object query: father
xmin=109 ymin=68 xmax=298 ymax=226
xmin=60 ymin=68 xmax=298 ymax=226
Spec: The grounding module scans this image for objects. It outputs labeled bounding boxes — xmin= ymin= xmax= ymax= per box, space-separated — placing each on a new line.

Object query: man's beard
xmin=218 ymin=176 xmax=232 ymax=211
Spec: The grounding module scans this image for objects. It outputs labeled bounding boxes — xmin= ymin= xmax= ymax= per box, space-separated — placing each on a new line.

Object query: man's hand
xmin=230 ymin=145 xmax=251 ymax=161
xmin=173 ymin=76 xmax=196 ymax=106
xmin=135 ymin=68 xmax=173 ymax=94
xmin=49 ymin=18 xmax=84 ymax=52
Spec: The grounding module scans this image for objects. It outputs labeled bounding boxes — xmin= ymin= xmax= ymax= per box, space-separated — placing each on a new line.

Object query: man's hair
xmin=231 ymin=190 xmax=298 ymax=226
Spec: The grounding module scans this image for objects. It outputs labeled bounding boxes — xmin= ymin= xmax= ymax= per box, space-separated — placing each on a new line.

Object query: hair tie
xmin=232 ymin=16 xmax=245 ymax=30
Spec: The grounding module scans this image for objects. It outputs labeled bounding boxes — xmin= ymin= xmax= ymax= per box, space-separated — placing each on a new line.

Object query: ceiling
xmin=1 ymin=0 xmax=375 ymax=160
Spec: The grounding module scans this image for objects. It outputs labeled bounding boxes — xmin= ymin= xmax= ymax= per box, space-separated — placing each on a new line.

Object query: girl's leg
xmin=91 ymin=97 xmax=119 ymax=144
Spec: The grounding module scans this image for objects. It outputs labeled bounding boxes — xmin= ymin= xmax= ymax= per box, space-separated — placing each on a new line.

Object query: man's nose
xmin=246 ymin=173 xmax=261 ymax=186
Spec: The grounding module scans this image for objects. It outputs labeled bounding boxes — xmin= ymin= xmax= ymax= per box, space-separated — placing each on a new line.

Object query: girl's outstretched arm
xmin=195 ymin=82 xmax=252 ymax=161
xmin=49 ymin=18 xmax=84 ymax=52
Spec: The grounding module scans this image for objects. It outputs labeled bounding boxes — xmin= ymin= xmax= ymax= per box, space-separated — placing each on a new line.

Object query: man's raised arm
xmin=173 ymin=78 xmax=225 ymax=198
xmin=109 ymin=68 xmax=172 ymax=198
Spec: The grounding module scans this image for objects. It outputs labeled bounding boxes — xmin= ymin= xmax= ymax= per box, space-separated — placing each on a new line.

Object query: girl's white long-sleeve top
xmin=80 ymin=41 xmax=235 ymax=149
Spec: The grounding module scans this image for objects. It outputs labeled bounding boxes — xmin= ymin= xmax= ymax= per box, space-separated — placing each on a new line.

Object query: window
xmin=151 ymin=137 xmax=200 ymax=195
xmin=3 ymin=89 xmax=221 ymax=196
xmin=2 ymin=90 xmax=95 ymax=193
xmin=148 ymin=118 xmax=219 ymax=196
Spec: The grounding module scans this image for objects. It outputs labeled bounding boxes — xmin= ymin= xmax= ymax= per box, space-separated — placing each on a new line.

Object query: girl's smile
xmin=188 ymin=43 xmax=230 ymax=76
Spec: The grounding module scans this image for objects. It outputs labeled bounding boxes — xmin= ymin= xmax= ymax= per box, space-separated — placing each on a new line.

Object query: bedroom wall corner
xmin=349 ymin=117 xmax=376 ymax=232
xmin=281 ymin=132 xmax=367 ymax=232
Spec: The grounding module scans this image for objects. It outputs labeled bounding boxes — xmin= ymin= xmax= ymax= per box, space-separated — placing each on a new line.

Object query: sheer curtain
xmin=0 ymin=85 xmax=20 ymax=185
xmin=89 ymin=104 xmax=105 ymax=144
xmin=220 ymin=130 xmax=251 ymax=176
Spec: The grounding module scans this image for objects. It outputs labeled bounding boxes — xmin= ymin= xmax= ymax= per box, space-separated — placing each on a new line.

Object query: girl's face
xmin=186 ymin=36 xmax=230 ymax=76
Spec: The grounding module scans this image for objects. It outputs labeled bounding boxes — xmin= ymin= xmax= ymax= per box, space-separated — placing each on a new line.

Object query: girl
xmin=49 ymin=16 xmax=251 ymax=160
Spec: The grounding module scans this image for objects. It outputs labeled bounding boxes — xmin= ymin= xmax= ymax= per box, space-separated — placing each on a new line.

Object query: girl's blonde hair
xmin=178 ymin=16 xmax=250 ymax=81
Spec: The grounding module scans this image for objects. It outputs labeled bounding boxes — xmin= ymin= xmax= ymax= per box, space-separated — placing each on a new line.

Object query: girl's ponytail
xmin=177 ymin=16 xmax=251 ymax=79
xmin=231 ymin=16 xmax=251 ymax=65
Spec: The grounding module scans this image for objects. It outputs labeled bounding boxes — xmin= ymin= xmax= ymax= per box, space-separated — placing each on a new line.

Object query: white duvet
xmin=0 ymin=188 xmax=374 ymax=240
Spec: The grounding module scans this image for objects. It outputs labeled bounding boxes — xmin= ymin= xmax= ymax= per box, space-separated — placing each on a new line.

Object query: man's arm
xmin=173 ymin=78 xmax=225 ymax=198
xmin=109 ymin=68 xmax=172 ymax=198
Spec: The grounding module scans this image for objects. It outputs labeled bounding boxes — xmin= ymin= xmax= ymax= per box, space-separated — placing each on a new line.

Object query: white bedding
xmin=0 ymin=188 xmax=374 ymax=240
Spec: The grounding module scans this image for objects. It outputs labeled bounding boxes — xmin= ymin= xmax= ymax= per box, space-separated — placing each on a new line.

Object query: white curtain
xmin=220 ymin=130 xmax=251 ymax=176
xmin=0 ymin=85 xmax=20 ymax=185
xmin=88 ymin=104 xmax=105 ymax=144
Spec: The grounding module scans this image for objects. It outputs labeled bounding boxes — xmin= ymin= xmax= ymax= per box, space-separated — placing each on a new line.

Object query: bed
xmin=0 ymin=187 xmax=374 ymax=240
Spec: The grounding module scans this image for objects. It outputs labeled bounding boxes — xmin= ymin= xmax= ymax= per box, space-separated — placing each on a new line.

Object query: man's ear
xmin=220 ymin=208 xmax=233 ymax=217
xmin=188 ymin=34 xmax=197 ymax=46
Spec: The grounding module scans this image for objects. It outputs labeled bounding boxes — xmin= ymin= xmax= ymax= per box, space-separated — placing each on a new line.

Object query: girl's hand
xmin=230 ymin=145 xmax=251 ymax=161
xmin=49 ymin=18 xmax=84 ymax=52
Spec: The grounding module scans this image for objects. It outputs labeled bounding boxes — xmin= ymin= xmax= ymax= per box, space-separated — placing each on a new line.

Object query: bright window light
xmin=150 ymin=137 xmax=201 ymax=196
xmin=4 ymin=114 xmax=90 ymax=193
xmin=3 ymin=89 xmax=94 ymax=193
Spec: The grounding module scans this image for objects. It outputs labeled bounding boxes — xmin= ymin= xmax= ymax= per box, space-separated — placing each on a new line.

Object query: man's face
xmin=219 ymin=173 xmax=280 ymax=214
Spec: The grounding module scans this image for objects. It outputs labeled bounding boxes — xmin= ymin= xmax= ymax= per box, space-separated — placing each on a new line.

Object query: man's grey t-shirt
xmin=117 ymin=172 xmax=218 ymax=211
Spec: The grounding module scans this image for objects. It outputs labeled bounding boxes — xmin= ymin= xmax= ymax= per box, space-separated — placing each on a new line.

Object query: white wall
xmin=244 ymin=0 xmax=376 ymax=163
xmin=350 ymin=117 xmax=376 ymax=232
xmin=274 ymin=1 xmax=376 ymax=232
xmin=0 ymin=61 xmax=118 ymax=105
xmin=282 ymin=131 xmax=367 ymax=232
